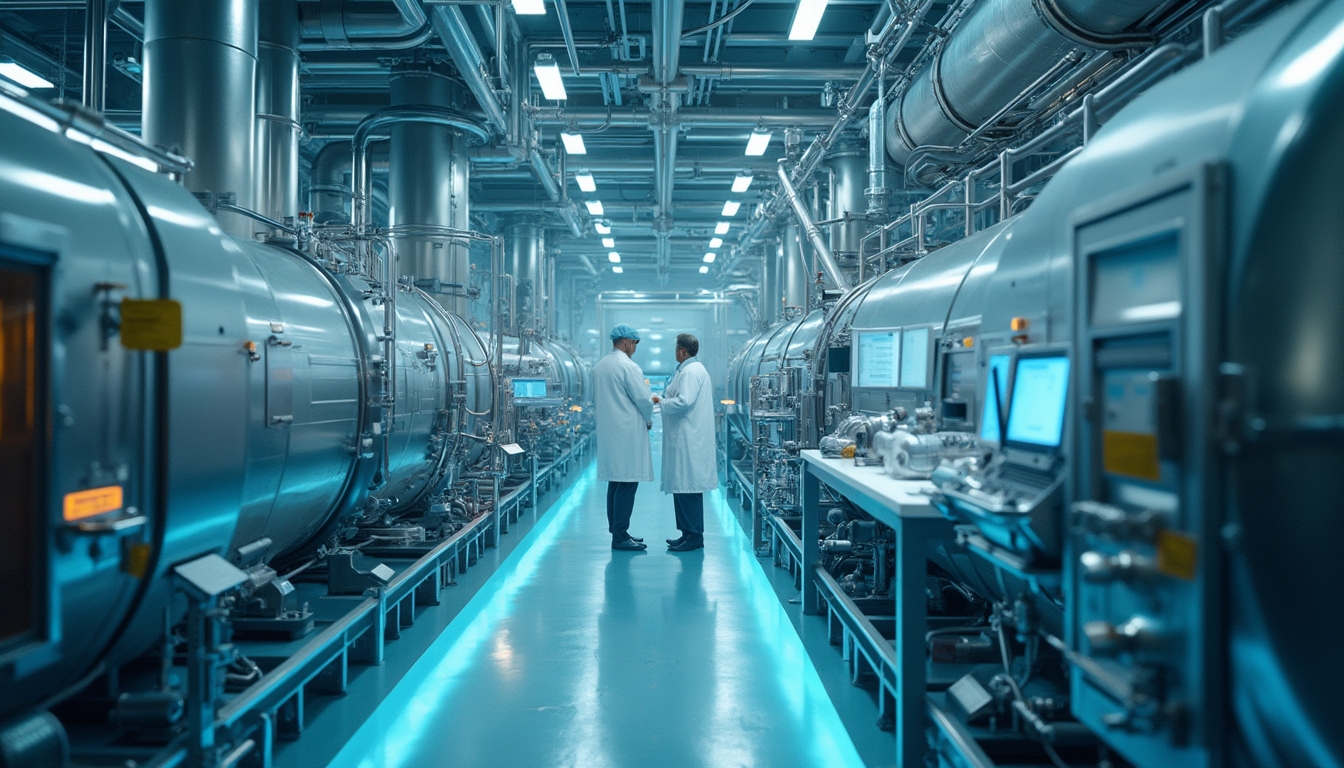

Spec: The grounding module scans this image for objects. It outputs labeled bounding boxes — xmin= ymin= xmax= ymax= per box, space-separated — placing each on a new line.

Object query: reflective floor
xmin=330 ymin=427 xmax=865 ymax=768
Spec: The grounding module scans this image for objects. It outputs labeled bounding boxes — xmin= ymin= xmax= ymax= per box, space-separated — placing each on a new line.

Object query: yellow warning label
xmin=120 ymin=299 xmax=183 ymax=351
xmin=1156 ymin=530 xmax=1198 ymax=581
xmin=1103 ymin=430 xmax=1161 ymax=481
xmin=63 ymin=485 xmax=124 ymax=521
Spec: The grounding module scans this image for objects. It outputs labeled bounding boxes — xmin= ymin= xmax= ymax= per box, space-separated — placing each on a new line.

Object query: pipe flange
xmin=1032 ymin=0 xmax=1156 ymax=50
xmin=931 ymin=45 xmax=979 ymax=135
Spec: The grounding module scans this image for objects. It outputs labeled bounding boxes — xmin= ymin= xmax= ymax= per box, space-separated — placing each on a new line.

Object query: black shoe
xmin=666 ymin=536 xmax=685 ymax=547
xmin=629 ymin=536 xmax=644 ymax=543
xmin=668 ymin=538 xmax=704 ymax=552
xmin=612 ymin=538 xmax=647 ymax=551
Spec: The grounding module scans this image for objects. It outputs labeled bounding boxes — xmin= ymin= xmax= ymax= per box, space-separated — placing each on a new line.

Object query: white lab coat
xmin=660 ymin=358 xmax=718 ymax=494
xmin=593 ymin=348 xmax=655 ymax=482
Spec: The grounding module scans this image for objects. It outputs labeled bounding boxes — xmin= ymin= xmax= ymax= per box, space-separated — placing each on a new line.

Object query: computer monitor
xmin=1005 ymin=355 xmax=1071 ymax=450
xmin=512 ymin=378 xmax=548 ymax=399
xmin=979 ymin=354 xmax=1013 ymax=443
xmin=853 ymin=329 xmax=900 ymax=388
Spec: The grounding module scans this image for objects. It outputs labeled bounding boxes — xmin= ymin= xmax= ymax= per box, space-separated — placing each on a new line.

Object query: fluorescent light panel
xmin=601 ymin=237 xmax=615 ymax=248
xmin=575 ymin=170 xmax=596 ymax=192
xmin=745 ymin=130 xmax=772 ymax=157
xmin=560 ymin=132 xmax=587 ymax=155
xmin=611 ymin=266 xmax=623 ymax=273
xmin=585 ymin=200 xmax=604 ymax=215
xmin=722 ymin=201 xmax=741 ymax=217
xmin=715 ymin=222 xmax=731 ymax=235
xmin=534 ymin=59 xmax=567 ymax=100
xmin=699 ymin=265 xmax=710 ymax=274
xmin=788 ymin=0 xmax=830 ymax=41
xmin=732 ymin=173 xmax=753 ymax=193
xmin=0 ymin=62 xmax=54 ymax=89
xmin=594 ymin=222 xmax=611 ymax=234
xmin=608 ymin=251 xmax=620 ymax=263
xmin=512 ymin=0 xmax=546 ymax=13
xmin=710 ymin=238 xmax=723 ymax=248
xmin=703 ymin=252 xmax=717 ymax=263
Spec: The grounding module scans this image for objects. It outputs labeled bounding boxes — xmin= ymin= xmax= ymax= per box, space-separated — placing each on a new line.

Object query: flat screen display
xmin=855 ymin=330 xmax=900 ymax=388
xmin=1005 ymin=356 xmax=1071 ymax=449
xmin=513 ymin=378 xmax=548 ymax=399
xmin=979 ymin=354 xmax=1012 ymax=443
xmin=900 ymin=327 xmax=930 ymax=388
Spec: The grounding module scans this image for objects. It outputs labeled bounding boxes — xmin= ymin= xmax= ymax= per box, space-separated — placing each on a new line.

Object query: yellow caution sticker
xmin=123 ymin=542 xmax=154 ymax=579
xmin=120 ymin=298 xmax=183 ymax=351
xmin=63 ymin=485 xmax=124 ymax=521
xmin=1103 ymin=430 xmax=1161 ymax=481
xmin=1156 ymin=530 xmax=1198 ymax=581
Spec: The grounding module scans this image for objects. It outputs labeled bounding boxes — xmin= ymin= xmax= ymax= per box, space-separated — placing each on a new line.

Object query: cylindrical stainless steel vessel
xmin=254 ymin=0 xmax=300 ymax=229
xmin=389 ymin=66 xmax=472 ymax=316
xmin=828 ymin=143 xmax=867 ymax=254
xmin=311 ymin=141 xmax=350 ymax=224
xmin=781 ymin=221 xmax=808 ymax=311
xmin=506 ymin=223 xmax=544 ymax=333
xmin=143 ymin=0 xmax=258 ymax=238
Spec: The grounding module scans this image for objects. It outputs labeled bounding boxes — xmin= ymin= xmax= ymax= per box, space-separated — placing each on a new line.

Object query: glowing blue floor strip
xmin=331 ymin=468 xmax=597 ymax=768
xmin=706 ymin=487 xmax=866 ymax=768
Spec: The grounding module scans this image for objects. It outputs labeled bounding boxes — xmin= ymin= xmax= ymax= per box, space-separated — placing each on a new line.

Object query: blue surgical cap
xmin=609 ymin=324 xmax=641 ymax=342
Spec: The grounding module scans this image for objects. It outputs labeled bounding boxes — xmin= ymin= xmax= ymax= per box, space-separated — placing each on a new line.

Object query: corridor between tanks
xmin=329 ymin=424 xmax=865 ymax=768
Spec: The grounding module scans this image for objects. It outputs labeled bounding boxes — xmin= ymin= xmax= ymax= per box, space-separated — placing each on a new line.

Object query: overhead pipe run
xmin=296 ymin=0 xmax=433 ymax=51
xmin=777 ymin=161 xmax=850 ymax=289
xmin=884 ymin=0 xmax=1166 ymax=166
xmin=650 ymin=0 xmax=686 ymax=278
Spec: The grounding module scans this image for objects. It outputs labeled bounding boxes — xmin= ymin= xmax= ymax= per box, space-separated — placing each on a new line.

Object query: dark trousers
xmin=606 ymin=481 xmax=639 ymax=542
xmin=673 ymin=493 xmax=704 ymax=543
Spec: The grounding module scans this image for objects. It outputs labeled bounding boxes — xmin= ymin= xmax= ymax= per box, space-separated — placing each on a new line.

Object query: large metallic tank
xmin=0 ymin=102 xmax=494 ymax=721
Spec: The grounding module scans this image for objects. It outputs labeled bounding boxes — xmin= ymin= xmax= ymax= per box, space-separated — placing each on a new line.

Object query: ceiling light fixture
xmin=788 ymin=0 xmax=830 ymax=41
xmin=560 ymin=131 xmax=587 ymax=155
xmin=699 ymin=265 xmax=710 ymax=274
xmin=611 ymin=265 xmax=623 ymax=273
xmin=512 ymin=0 xmax=546 ymax=14
xmin=594 ymin=221 xmax=612 ymax=234
xmin=0 ymin=61 xmax=54 ymax=89
xmin=703 ymin=252 xmax=717 ymax=263
xmin=585 ymin=200 xmax=604 ymax=216
xmin=745 ymin=128 xmax=772 ymax=157
xmin=608 ymin=252 xmax=621 ymax=263
xmin=709 ymin=237 xmax=723 ymax=248
xmin=732 ymin=172 xmax=753 ymax=193
xmin=601 ymin=237 xmax=615 ymax=248
xmin=721 ymin=201 xmax=741 ymax=217
xmin=575 ymin=169 xmax=596 ymax=192
xmin=715 ymin=222 xmax=731 ymax=235
xmin=533 ymin=54 xmax=567 ymax=100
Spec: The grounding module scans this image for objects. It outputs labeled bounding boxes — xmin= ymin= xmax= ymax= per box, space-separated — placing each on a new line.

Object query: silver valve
xmin=1080 ymin=550 xmax=1157 ymax=585
xmin=1084 ymin=615 xmax=1163 ymax=656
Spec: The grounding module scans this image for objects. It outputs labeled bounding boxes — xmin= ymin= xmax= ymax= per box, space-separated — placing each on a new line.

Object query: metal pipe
xmin=530 ymin=106 xmax=841 ymax=128
xmin=82 ymin=0 xmax=107 ymax=113
xmin=867 ymin=92 xmax=887 ymax=214
xmin=144 ymin=0 xmax=259 ymax=238
xmin=828 ymin=142 xmax=867 ymax=254
xmin=776 ymin=161 xmax=849 ymax=288
xmin=680 ymin=65 xmax=865 ymax=80
xmin=311 ymin=140 xmax=351 ymax=223
xmin=429 ymin=6 xmax=508 ymax=133
xmin=255 ymin=0 xmax=301 ymax=230
xmin=780 ymin=222 xmax=808 ymax=311
xmin=296 ymin=0 xmax=430 ymax=49
xmin=554 ymin=0 xmax=582 ymax=75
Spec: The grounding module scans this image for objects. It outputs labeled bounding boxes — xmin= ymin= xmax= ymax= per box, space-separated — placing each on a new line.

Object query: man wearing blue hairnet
xmin=592 ymin=324 xmax=655 ymax=550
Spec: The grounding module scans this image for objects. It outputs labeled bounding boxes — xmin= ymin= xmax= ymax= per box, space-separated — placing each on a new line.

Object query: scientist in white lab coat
xmin=655 ymin=333 xmax=717 ymax=552
xmin=593 ymin=324 xmax=655 ymax=551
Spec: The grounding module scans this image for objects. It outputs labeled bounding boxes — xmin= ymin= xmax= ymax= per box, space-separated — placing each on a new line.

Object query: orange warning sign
xmin=1157 ymin=530 xmax=1198 ymax=581
xmin=63 ymin=485 xmax=124 ymax=521
xmin=1103 ymin=430 xmax=1161 ymax=481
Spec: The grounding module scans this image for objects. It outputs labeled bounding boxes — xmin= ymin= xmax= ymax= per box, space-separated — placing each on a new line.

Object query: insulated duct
xmin=828 ymin=141 xmax=867 ymax=255
xmin=255 ymin=0 xmax=301 ymax=230
xmin=143 ymin=0 xmax=258 ymax=239
xmin=388 ymin=66 xmax=472 ymax=316
xmin=885 ymin=0 xmax=1164 ymax=165
xmin=781 ymin=221 xmax=808 ymax=312
xmin=867 ymin=95 xmax=888 ymax=214
xmin=297 ymin=0 xmax=432 ymax=50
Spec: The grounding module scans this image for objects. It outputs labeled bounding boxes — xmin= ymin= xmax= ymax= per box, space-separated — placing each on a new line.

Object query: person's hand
xmin=652 ymin=395 xmax=662 ymax=404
